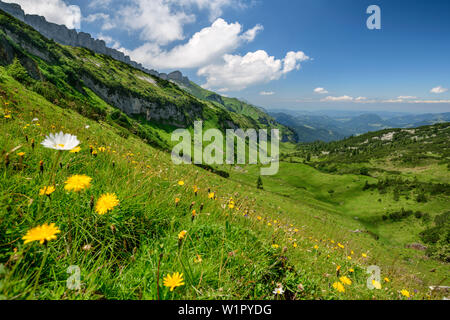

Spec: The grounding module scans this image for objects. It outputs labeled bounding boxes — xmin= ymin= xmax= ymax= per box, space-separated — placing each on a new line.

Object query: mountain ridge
xmin=0 ymin=0 xmax=190 ymax=84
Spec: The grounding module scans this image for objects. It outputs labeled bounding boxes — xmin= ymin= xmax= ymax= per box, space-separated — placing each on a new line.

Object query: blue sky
xmin=6 ymin=0 xmax=450 ymax=113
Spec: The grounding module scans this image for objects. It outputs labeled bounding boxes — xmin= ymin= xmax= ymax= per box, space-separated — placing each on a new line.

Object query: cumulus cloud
xmin=4 ymin=0 xmax=81 ymax=29
xmin=198 ymin=50 xmax=310 ymax=92
xmin=430 ymin=86 xmax=448 ymax=94
xmin=119 ymin=0 xmax=195 ymax=45
xmin=260 ymin=91 xmax=275 ymax=96
xmin=129 ymin=19 xmax=263 ymax=69
xmin=314 ymin=87 xmax=328 ymax=94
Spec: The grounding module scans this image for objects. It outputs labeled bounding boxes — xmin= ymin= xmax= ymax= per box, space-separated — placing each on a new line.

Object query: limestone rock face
xmin=168 ymin=71 xmax=190 ymax=86
xmin=0 ymin=0 xmax=188 ymax=83
xmin=81 ymin=75 xmax=199 ymax=127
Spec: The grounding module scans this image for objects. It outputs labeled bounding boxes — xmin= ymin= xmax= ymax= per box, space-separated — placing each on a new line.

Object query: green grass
xmin=0 ymin=69 xmax=448 ymax=300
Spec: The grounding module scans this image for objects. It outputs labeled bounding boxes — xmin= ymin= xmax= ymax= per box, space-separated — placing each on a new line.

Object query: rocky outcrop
xmin=81 ymin=75 xmax=200 ymax=127
xmin=0 ymin=0 xmax=189 ymax=84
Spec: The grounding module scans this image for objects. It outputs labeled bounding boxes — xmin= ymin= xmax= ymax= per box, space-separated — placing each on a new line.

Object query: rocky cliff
xmin=0 ymin=0 xmax=190 ymax=85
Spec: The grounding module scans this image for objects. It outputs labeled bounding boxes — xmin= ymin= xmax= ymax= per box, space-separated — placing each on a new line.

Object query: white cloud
xmin=84 ymin=13 xmax=115 ymax=30
xmin=322 ymin=95 xmax=354 ymax=102
xmin=198 ymin=50 xmax=310 ymax=92
xmin=260 ymin=91 xmax=275 ymax=96
xmin=430 ymin=86 xmax=448 ymax=94
xmin=385 ymin=99 xmax=450 ymax=104
xmin=314 ymin=87 xmax=328 ymax=94
xmin=397 ymin=96 xmax=417 ymax=99
xmin=4 ymin=0 xmax=82 ymax=29
xmin=120 ymin=0 xmax=196 ymax=45
xmin=129 ymin=19 xmax=263 ymax=69
xmin=88 ymin=0 xmax=113 ymax=8
xmin=355 ymin=96 xmax=367 ymax=101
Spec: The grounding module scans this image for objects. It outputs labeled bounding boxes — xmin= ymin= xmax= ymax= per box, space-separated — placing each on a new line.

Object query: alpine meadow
xmin=0 ymin=0 xmax=449 ymax=303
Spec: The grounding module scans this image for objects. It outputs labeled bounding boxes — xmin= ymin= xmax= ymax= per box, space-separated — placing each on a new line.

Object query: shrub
xmin=7 ymin=57 xmax=32 ymax=85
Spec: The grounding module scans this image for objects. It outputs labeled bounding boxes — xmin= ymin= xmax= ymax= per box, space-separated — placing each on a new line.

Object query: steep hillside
xmin=2 ymin=62 xmax=447 ymax=300
xmin=0 ymin=9 xmax=294 ymax=151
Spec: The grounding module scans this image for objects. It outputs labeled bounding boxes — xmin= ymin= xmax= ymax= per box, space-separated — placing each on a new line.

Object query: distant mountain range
xmin=270 ymin=109 xmax=450 ymax=142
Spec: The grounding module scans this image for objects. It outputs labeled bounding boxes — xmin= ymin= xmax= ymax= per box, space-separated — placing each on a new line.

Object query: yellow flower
xmin=400 ymin=289 xmax=410 ymax=298
xmin=22 ymin=223 xmax=60 ymax=245
xmin=208 ymin=192 xmax=215 ymax=199
xmin=193 ymin=185 xmax=198 ymax=193
xmin=178 ymin=230 xmax=187 ymax=240
xmin=349 ymin=268 xmax=355 ymax=273
xmin=257 ymin=216 xmax=262 ymax=221
xmin=175 ymin=197 xmax=180 ymax=204
xmin=314 ymin=245 xmax=319 ymax=250
xmin=384 ymin=277 xmax=390 ymax=283
xmin=372 ymin=280 xmax=382 ymax=290
xmin=64 ymin=174 xmax=92 ymax=192
xmin=4 ymin=114 xmax=11 ymax=119
xmin=267 ymin=223 xmax=272 ymax=227
xmin=294 ymin=228 xmax=299 ymax=233
xmin=272 ymin=244 xmax=279 ymax=249
xmin=336 ymin=265 xmax=341 ymax=272
xmin=70 ymin=146 xmax=81 ymax=153
xmin=347 ymin=256 xmax=352 ymax=260
xmin=98 ymin=147 xmax=106 ymax=152
xmin=178 ymin=181 xmax=185 ymax=186
xmin=362 ymin=253 xmax=368 ymax=258
xmin=163 ymin=272 xmax=185 ymax=291
xmin=293 ymin=243 xmax=298 ymax=248
xmin=340 ymin=276 xmax=352 ymax=286
xmin=337 ymin=243 xmax=344 ymax=249
xmin=39 ymin=186 xmax=56 ymax=196
xmin=95 ymin=193 xmax=119 ymax=215
xmin=17 ymin=152 xmax=25 ymax=157
xmin=333 ymin=282 xmax=345 ymax=293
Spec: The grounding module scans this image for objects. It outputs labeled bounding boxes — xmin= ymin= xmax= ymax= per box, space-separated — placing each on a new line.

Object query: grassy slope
xmin=220 ymin=125 xmax=450 ymax=289
xmin=0 ymin=8 xmax=288 ymax=153
xmin=1 ymin=69 xmax=445 ymax=300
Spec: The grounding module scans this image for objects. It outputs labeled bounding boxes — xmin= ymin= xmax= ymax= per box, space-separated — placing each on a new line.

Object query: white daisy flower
xmin=32 ymin=118 xmax=39 ymax=122
xmin=41 ymin=132 xmax=80 ymax=151
xmin=273 ymin=286 xmax=285 ymax=295
xmin=85 ymin=125 xmax=90 ymax=129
